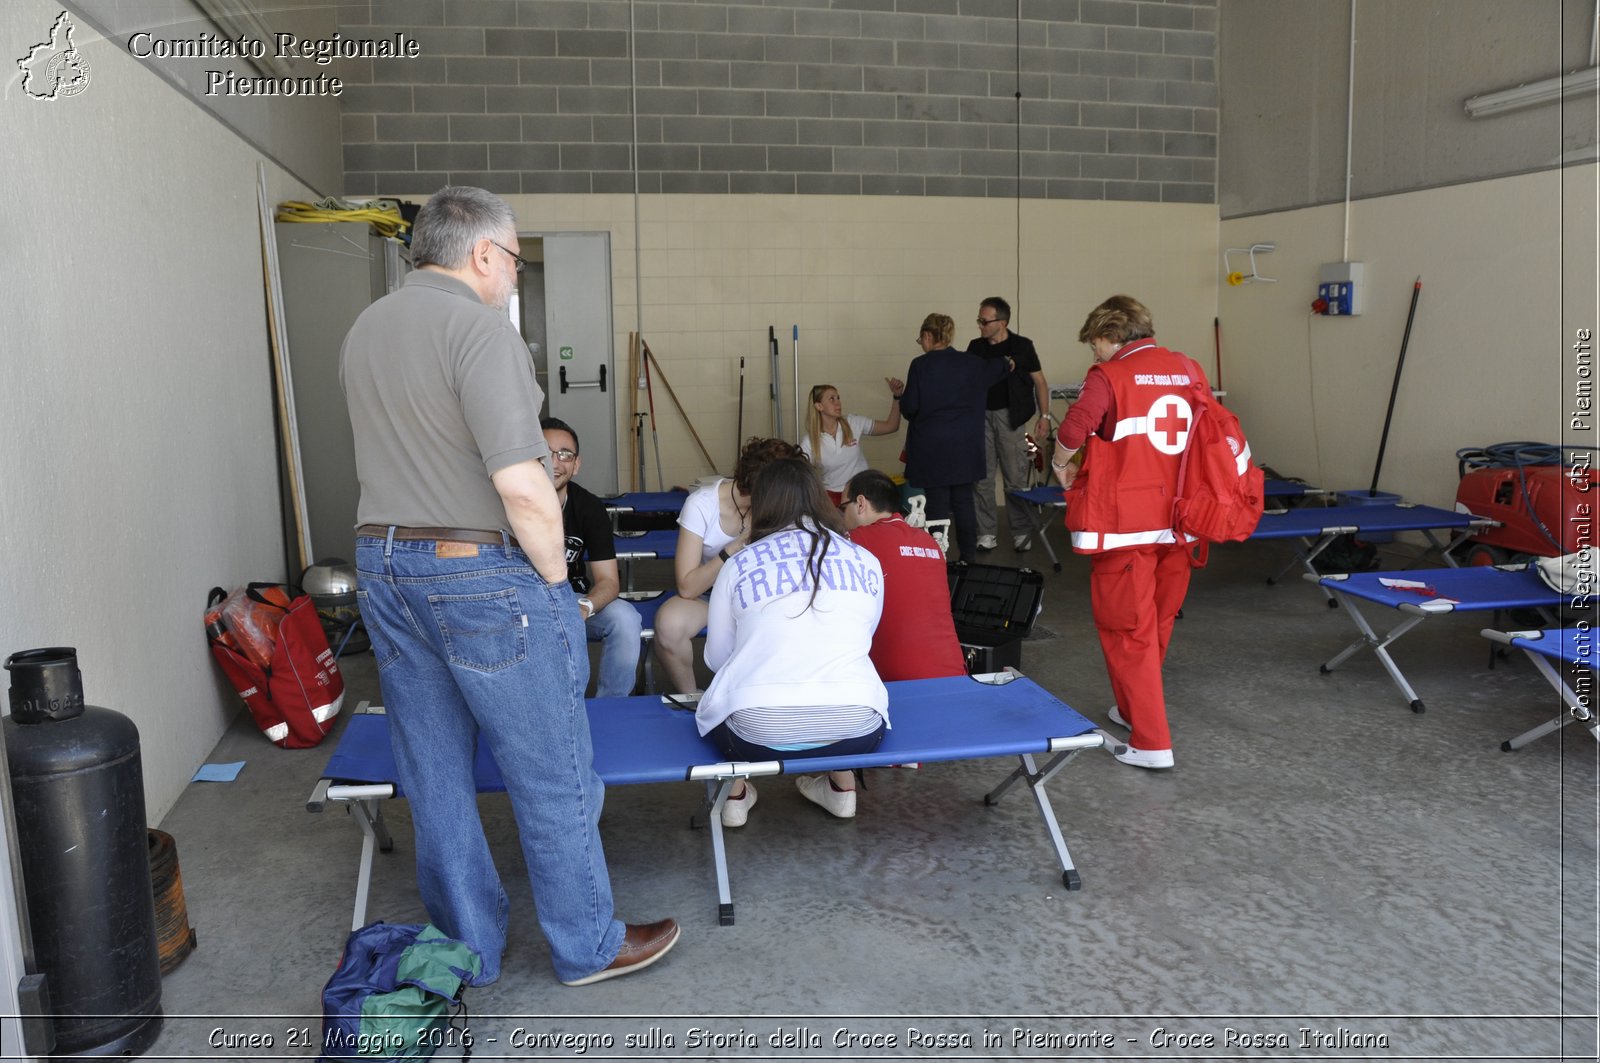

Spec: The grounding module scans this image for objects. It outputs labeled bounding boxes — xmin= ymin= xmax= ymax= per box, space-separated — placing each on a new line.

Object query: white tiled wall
xmin=508 ymin=192 xmax=1219 ymax=489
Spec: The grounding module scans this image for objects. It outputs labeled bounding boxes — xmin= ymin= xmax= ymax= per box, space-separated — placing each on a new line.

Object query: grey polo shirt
xmin=341 ymin=270 xmax=550 ymax=532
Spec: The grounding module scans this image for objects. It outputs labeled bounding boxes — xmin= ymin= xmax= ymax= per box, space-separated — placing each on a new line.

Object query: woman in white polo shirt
xmin=800 ymin=381 xmax=903 ymax=506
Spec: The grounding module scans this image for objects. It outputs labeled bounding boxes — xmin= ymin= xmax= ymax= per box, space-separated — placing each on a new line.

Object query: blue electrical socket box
xmin=1318 ymin=281 xmax=1353 ymax=314
xmin=1316 ymin=262 xmax=1365 ymax=315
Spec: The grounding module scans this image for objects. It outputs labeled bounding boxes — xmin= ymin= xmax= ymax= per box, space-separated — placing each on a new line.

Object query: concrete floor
xmin=144 ymin=526 xmax=1597 ymax=1062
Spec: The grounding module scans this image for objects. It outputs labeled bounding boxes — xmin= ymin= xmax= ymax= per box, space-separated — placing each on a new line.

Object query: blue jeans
xmin=585 ymin=598 xmax=642 ymax=698
xmin=355 ymin=534 xmax=625 ymax=985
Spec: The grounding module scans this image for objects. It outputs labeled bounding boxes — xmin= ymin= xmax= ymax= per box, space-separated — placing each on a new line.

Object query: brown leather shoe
xmin=560 ymin=919 xmax=681 ymax=986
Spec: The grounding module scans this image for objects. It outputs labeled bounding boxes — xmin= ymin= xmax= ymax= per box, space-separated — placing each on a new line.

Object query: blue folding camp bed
xmin=1305 ymin=564 xmax=1563 ymax=713
xmin=611 ymin=528 xmax=678 ymax=590
xmin=602 ymin=490 xmax=689 ymax=514
xmin=617 ymin=589 xmax=703 ymax=693
xmin=1263 ymin=477 xmax=1326 ymax=500
xmin=307 ymin=674 xmax=1114 ymax=927
xmin=1008 ymin=484 xmax=1066 ymax=571
xmin=1255 ymin=502 xmax=1494 ymax=602
xmin=1481 ymin=628 xmax=1599 ymax=751
xmin=601 ymin=490 xmax=689 ymax=535
xmin=1009 ymin=477 xmax=1320 ymax=572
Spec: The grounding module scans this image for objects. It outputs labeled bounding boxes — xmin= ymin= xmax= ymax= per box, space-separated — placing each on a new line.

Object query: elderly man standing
xmin=341 ymin=186 xmax=678 ymax=987
xmin=966 ymin=296 xmax=1051 ymax=552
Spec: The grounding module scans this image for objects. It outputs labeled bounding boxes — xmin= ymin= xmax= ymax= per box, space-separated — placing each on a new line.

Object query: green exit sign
xmin=559 ymin=346 xmax=574 ymax=360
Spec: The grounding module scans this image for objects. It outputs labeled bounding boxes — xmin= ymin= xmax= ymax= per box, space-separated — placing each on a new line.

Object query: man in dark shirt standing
xmin=542 ymin=417 xmax=643 ymax=698
xmin=341 ymin=186 xmax=677 ymax=987
xmin=966 ymin=296 xmax=1051 ymax=552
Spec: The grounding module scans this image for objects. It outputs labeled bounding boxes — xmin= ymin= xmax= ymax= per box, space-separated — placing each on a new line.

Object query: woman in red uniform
xmin=1053 ymin=295 xmax=1210 ymax=770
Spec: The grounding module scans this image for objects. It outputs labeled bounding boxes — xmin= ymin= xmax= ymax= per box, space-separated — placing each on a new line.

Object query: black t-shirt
xmin=560 ymin=480 xmax=616 ymax=594
xmin=966 ymin=331 xmax=1042 ymax=413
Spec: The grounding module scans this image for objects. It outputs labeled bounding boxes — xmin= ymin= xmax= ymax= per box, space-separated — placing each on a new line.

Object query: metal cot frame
xmin=1008 ymin=478 xmax=1329 ymax=574
xmin=1254 ymin=502 xmax=1494 ymax=603
xmin=610 ymin=529 xmax=677 ymax=590
xmin=1008 ymin=485 xmax=1067 ymax=571
xmin=308 ymin=674 xmax=1116 ymax=928
xmin=1308 ymin=564 xmax=1563 ymax=713
xmin=1482 ymin=627 xmax=1599 ymax=751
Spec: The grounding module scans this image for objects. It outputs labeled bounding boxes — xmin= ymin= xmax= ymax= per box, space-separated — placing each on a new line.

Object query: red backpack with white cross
xmin=1170 ymin=357 xmax=1265 ymax=562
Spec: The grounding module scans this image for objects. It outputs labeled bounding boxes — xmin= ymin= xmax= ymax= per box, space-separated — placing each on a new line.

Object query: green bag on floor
xmin=319 ymin=922 xmax=482 ymax=1062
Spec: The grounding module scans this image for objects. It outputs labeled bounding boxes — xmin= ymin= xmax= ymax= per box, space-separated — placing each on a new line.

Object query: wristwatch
xmin=578 ymin=597 xmax=594 ymax=618
xmin=717 ymin=547 xmax=731 ymax=562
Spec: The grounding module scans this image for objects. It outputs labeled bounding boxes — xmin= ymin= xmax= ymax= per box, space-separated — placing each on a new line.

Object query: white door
xmin=539 ymin=233 xmax=617 ymax=496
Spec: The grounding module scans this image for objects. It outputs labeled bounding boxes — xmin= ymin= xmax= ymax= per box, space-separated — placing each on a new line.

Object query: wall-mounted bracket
xmin=1223 ymin=243 xmax=1277 ymax=286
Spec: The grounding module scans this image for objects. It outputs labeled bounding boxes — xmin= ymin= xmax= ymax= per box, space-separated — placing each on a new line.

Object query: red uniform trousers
xmin=1089 ymin=543 xmax=1192 ymax=751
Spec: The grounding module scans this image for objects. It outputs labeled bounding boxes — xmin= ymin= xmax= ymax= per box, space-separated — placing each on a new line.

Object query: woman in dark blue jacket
xmin=899 ymin=312 xmax=1010 ymax=561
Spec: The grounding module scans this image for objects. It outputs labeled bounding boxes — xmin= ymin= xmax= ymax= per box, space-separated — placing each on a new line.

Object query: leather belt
xmin=356 ymin=524 xmax=519 ymax=549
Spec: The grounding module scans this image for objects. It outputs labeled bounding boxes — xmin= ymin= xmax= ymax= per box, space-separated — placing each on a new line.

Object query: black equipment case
xmin=947 ymin=562 xmax=1045 ymax=674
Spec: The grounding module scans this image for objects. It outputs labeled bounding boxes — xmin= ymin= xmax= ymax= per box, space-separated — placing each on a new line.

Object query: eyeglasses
xmin=490 ymin=240 xmax=529 ymax=274
xmin=550 ymin=448 xmax=578 ymax=462
xmin=977 ymin=317 xmax=1002 ymax=326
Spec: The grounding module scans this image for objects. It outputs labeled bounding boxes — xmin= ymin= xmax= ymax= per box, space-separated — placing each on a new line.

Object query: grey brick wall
xmin=338 ymin=0 xmax=1215 ymax=202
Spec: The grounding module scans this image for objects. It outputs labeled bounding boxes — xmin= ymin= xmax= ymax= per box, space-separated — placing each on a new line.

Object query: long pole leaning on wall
xmin=1368 ymin=278 xmax=1423 ymax=497
xmin=642 ymin=339 xmax=719 ymax=474
xmin=256 ymin=163 xmax=313 ymax=577
xmin=640 ymin=339 xmax=665 ymax=489
xmin=627 ymin=332 xmax=641 ymax=491
xmin=629 ymin=0 xmax=647 ymax=484
xmin=769 ymin=326 xmax=782 ymax=438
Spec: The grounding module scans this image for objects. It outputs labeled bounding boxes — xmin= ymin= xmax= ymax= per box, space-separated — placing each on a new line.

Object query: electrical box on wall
xmin=1315 ymin=261 xmax=1365 ymax=316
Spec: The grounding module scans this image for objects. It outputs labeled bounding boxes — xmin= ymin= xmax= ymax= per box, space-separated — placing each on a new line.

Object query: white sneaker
xmin=1114 ymin=745 xmax=1174 ymax=770
xmin=976 ymin=535 xmax=998 ymax=551
xmin=795 ymin=775 xmax=856 ymax=818
xmin=721 ymin=781 xmax=756 ymax=827
xmin=1106 ymin=704 xmax=1129 ymax=730
xmin=1013 ymin=533 xmax=1031 ymax=552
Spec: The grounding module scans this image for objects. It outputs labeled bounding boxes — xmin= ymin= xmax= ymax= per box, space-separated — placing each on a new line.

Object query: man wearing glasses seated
xmin=542 ymin=417 xmax=643 ymax=698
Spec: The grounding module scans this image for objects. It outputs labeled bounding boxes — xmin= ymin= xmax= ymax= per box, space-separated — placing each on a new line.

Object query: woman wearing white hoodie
xmin=696 ymin=456 xmax=888 ymax=826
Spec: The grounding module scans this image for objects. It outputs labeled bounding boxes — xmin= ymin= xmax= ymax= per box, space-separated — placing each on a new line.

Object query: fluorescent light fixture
xmin=1464 ymin=66 xmax=1600 ymax=118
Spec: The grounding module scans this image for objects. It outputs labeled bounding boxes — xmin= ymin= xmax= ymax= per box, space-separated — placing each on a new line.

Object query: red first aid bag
xmin=205 ymin=583 xmax=343 ymax=748
xmin=1170 ymin=357 xmax=1265 ymax=566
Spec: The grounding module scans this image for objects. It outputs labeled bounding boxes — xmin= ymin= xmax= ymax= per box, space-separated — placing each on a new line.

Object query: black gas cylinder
xmin=3 ymin=648 xmax=162 ymax=1057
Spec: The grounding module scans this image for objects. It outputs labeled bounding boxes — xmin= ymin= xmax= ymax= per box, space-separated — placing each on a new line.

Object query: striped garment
xmin=724 ymin=703 xmax=882 ymax=750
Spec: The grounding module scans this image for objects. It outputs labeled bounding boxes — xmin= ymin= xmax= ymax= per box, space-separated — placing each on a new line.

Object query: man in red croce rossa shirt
xmin=842 ymin=470 xmax=968 ymax=681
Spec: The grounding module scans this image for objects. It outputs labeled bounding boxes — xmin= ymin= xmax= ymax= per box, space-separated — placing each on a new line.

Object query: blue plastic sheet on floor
xmin=192 ymin=761 xmax=245 ymax=783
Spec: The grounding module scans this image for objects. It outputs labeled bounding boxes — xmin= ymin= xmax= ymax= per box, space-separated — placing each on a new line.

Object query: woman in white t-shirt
xmin=800 ymin=381 xmax=904 ymax=506
xmin=654 ymin=437 xmax=803 ymax=693
xmin=696 ymin=456 xmax=888 ymax=826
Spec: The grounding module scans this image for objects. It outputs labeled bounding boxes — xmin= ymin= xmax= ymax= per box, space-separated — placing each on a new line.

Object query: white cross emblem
xmin=1145 ymin=395 xmax=1193 ymax=455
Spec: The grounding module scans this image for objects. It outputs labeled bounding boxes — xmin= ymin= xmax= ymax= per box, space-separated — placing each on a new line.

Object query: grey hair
xmin=410 ymin=186 xmax=517 ymax=270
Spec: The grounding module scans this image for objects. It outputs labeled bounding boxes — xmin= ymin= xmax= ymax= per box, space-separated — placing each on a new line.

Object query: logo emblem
xmin=1145 ymin=395 xmax=1192 ymax=455
xmin=17 ymin=11 xmax=90 ymax=100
